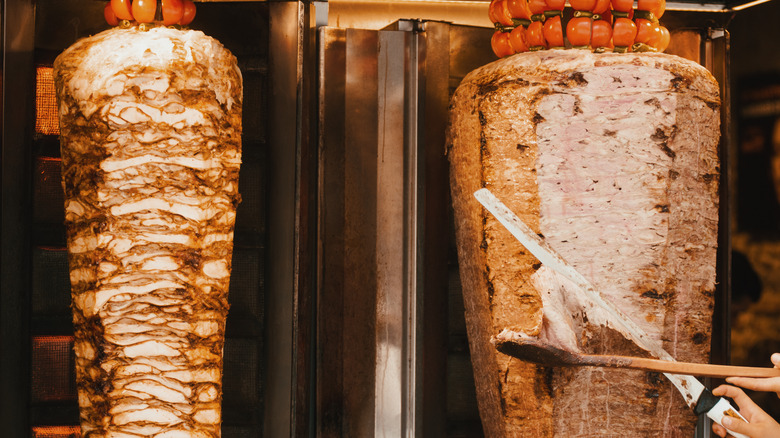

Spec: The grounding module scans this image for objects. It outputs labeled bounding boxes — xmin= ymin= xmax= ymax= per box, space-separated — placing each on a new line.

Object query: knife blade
xmin=474 ymin=188 xmax=749 ymax=438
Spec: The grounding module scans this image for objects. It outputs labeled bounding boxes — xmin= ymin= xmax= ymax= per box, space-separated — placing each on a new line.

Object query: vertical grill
xmin=4 ymin=2 xmax=273 ymax=436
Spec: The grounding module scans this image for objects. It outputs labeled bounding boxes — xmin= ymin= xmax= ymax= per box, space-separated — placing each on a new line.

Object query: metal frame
xmin=1 ymin=0 xmax=36 ymax=435
xmin=266 ymin=1 xmax=318 ymax=436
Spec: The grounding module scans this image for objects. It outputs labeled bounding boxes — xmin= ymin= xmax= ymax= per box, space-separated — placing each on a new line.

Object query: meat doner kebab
xmin=448 ymin=0 xmax=745 ymax=437
xmin=54 ymin=1 xmax=242 ymax=436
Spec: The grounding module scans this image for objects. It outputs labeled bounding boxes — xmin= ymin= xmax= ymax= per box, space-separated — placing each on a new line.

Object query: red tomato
xmin=104 ymin=3 xmax=120 ymax=25
xmin=653 ymin=25 xmax=671 ymax=51
xmin=634 ymin=18 xmax=661 ymax=45
xmin=590 ymin=19 xmax=613 ymax=48
xmin=570 ymin=0 xmax=597 ymax=11
xmin=161 ymin=0 xmax=183 ymax=25
xmin=611 ymin=0 xmax=633 ymax=12
xmin=488 ymin=0 xmax=501 ymax=23
xmin=509 ymin=26 xmax=529 ymax=52
xmin=546 ymin=0 xmax=566 ymax=11
xmin=132 ymin=0 xmax=156 ymax=22
xmin=612 ymin=17 xmax=637 ymax=48
xmin=494 ymin=0 xmax=515 ymax=26
xmin=528 ymin=0 xmax=547 ymax=15
xmin=542 ymin=16 xmax=564 ymax=48
xmin=638 ymin=0 xmax=666 ymax=19
xmin=179 ymin=0 xmax=196 ymax=25
xmin=567 ymin=17 xmax=592 ymax=47
xmin=593 ymin=0 xmax=611 ymax=14
xmin=491 ymin=31 xmax=515 ymax=58
xmin=525 ymin=20 xmax=547 ymax=48
xmin=111 ymin=0 xmax=133 ymax=20
xmin=506 ymin=0 xmax=531 ymax=20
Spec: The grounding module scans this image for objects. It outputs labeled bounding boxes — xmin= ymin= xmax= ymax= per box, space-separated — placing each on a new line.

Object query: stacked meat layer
xmin=54 ymin=26 xmax=242 ymax=438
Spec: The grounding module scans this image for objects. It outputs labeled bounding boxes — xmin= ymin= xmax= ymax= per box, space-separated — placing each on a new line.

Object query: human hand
xmin=711 ymin=384 xmax=780 ymax=438
xmin=725 ymin=353 xmax=780 ymax=400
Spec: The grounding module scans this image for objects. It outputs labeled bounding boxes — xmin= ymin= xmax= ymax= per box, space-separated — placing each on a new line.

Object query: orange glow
xmin=31 ymin=425 xmax=81 ymax=438
xmin=31 ymin=336 xmax=77 ymax=402
xmin=35 ymin=66 xmax=59 ymax=136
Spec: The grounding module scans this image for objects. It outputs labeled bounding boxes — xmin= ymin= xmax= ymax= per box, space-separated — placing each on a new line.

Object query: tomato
xmin=542 ymin=16 xmax=564 ymax=48
xmin=567 ymin=17 xmax=592 ymax=47
xmin=507 ymin=0 xmax=531 ymax=20
xmin=611 ymin=0 xmax=633 ymax=12
xmin=491 ymin=31 xmax=515 ymax=58
xmin=132 ymin=0 xmax=156 ymax=22
xmin=161 ymin=0 xmax=183 ymax=25
xmin=104 ymin=3 xmax=120 ymax=25
xmin=634 ymin=18 xmax=661 ymax=46
xmin=509 ymin=25 xmax=529 ymax=52
xmin=546 ymin=0 xmax=566 ymax=11
xmin=179 ymin=0 xmax=196 ymax=25
xmin=612 ymin=17 xmax=637 ymax=48
xmin=593 ymin=0 xmax=611 ymax=14
xmin=570 ymin=0 xmax=597 ymax=11
xmin=528 ymin=0 xmax=547 ymax=15
xmin=525 ymin=20 xmax=547 ymax=49
xmin=494 ymin=0 xmax=515 ymax=26
xmin=111 ymin=0 xmax=133 ymax=20
xmin=590 ymin=19 xmax=613 ymax=48
xmin=488 ymin=0 xmax=500 ymax=23
xmin=638 ymin=0 xmax=666 ymax=19
xmin=653 ymin=25 xmax=670 ymax=51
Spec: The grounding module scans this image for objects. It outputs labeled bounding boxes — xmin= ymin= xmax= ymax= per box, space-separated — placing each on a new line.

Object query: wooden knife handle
xmin=623 ymin=356 xmax=780 ymax=378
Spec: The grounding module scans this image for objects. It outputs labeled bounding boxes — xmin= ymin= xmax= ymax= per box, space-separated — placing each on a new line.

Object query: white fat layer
xmin=193 ymin=321 xmax=220 ymax=337
xmin=202 ymin=260 xmax=229 ymax=279
xmin=193 ymin=409 xmax=220 ymax=424
xmin=197 ymin=385 xmax=219 ymax=402
xmin=104 ymin=100 xmax=206 ymax=128
xmin=100 ymin=154 xmax=230 ymax=173
xmin=123 ymin=340 xmax=181 ymax=358
xmin=110 ymin=198 xmax=222 ymax=222
xmin=123 ymin=380 xmax=188 ymax=404
xmin=112 ymin=407 xmax=183 ymax=425
xmin=95 ymin=280 xmax=183 ymax=310
xmin=65 ymin=199 xmax=87 ymax=217
xmin=140 ymin=256 xmax=180 ymax=271
xmin=108 ymin=401 xmax=150 ymax=415
xmin=164 ymin=367 xmax=219 ymax=383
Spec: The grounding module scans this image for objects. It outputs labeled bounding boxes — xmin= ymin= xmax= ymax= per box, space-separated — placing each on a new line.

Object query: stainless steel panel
xmin=319 ymin=19 xmax=479 ymax=438
xmin=374 ymin=28 xmax=410 ymax=438
xmin=266 ymin=1 xmax=316 ymax=436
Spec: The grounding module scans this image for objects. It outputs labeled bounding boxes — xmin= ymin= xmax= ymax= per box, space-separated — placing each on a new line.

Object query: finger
xmin=772 ymin=353 xmax=780 ymax=368
xmin=711 ymin=422 xmax=728 ymax=438
xmin=720 ymin=415 xmax=755 ymax=437
xmin=727 ymin=376 xmax=780 ymax=393
xmin=712 ymin=385 xmax=759 ymax=412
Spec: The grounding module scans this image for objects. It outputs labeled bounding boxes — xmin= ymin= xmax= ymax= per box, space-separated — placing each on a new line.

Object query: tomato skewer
xmin=110 ymin=0 xmax=134 ymax=21
xmin=105 ymin=0 xmax=196 ymax=27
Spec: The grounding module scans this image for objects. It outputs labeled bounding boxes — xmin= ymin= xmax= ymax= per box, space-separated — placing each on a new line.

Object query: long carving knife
xmin=474 ymin=188 xmax=749 ymax=438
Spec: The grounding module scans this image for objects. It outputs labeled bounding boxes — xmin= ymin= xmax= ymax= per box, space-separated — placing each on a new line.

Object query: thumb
xmin=721 ymin=415 xmax=755 ymax=436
